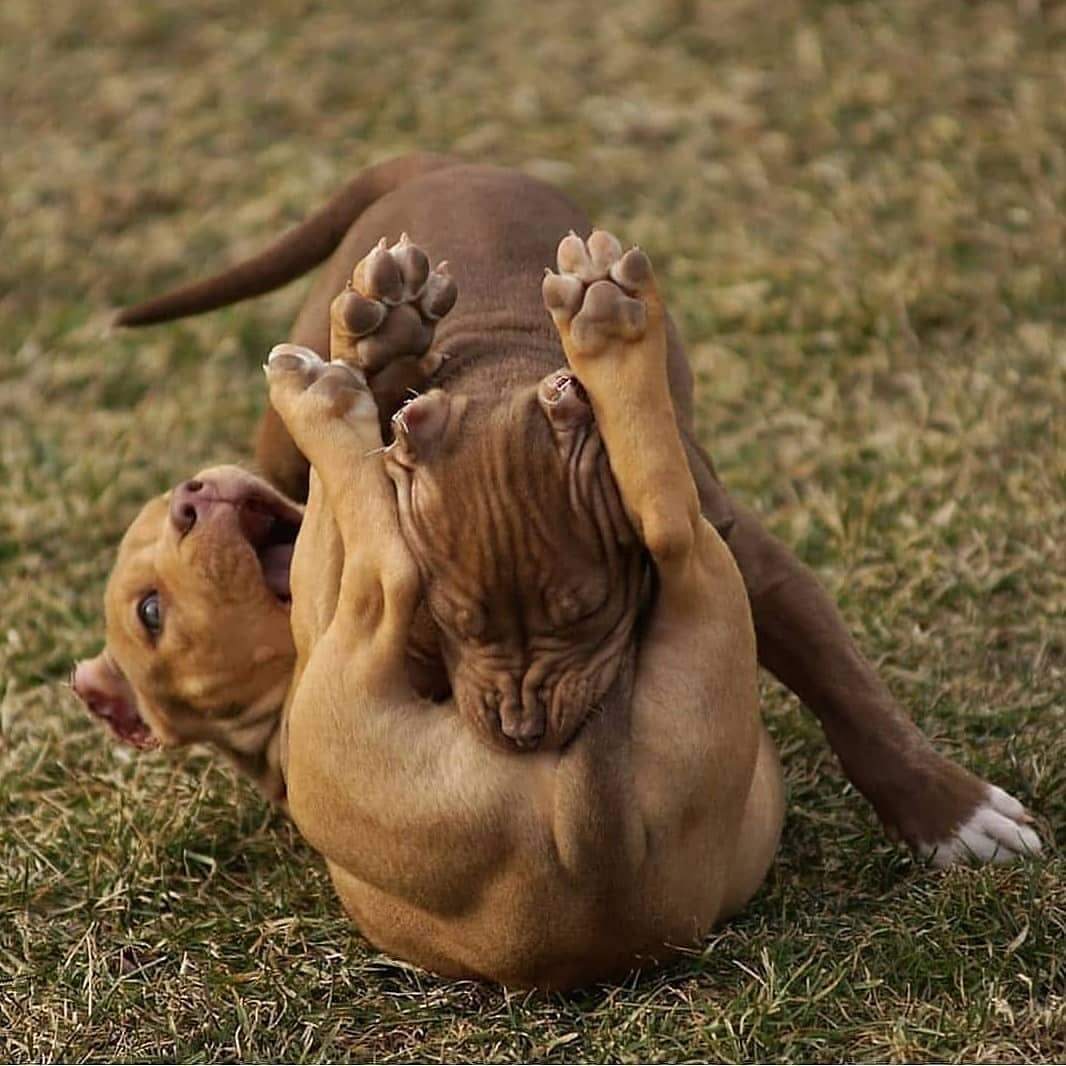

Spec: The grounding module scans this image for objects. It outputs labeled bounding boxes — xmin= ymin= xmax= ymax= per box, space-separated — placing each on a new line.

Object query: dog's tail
xmin=112 ymin=153 xmax=455 ymax=328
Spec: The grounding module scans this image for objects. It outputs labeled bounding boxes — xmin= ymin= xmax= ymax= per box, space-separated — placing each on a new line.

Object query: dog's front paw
xmin=543 ymin=229 xmax=662 ymax=364
xmin=331 ymin=234 xmax=456 ymax=375
xmin=919 ymin=782 xmax=1043 ymax=868
xmin=265 ymin=343 xmax=381 ymax=452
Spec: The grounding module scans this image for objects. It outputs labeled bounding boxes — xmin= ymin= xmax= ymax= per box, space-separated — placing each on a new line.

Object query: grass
xmin=1 ymin=0 xmax=1063 ymax=1060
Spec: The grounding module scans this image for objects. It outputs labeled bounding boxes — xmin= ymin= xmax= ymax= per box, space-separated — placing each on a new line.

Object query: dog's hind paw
xmin=331 ymin=234 xmax=456 ymax=375
xmin=919 ymin=783 xmax=1043 ymax=868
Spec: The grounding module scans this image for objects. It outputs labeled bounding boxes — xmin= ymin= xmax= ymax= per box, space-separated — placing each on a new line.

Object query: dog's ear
xmin=538 ymin=370 xmax=593 ymax=434
xmin=71 ymin=652 xmax=159 ymax=750
xmin=389 ymin=390 xmax=467 ymax=466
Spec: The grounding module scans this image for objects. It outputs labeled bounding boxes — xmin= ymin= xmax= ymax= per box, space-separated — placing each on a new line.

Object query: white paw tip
xmin=921 ymin=786 xmax=1043 ymax=868
xmin=267 ymin=343 xmax=320 ymax=366
xmin=986 ymin=783 xmax=1027 ymax=821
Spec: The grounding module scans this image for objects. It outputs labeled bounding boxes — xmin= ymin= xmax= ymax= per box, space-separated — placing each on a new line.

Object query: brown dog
xmin=262 ymin=229 xmax=783 ymax=987
xmin=74 ymin=157 xmax=1041 ymax=872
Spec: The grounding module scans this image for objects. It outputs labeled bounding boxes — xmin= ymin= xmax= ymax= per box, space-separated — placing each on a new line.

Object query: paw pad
xmin=543 ymin=230 xmax=657 ymax=350
xmin=266 ymin=342 xmax=373 ymax=414
xmin=333 ymin=234 xmax=456 ymax=374
xmin=266 ymin=342 xmax=328 ymax=377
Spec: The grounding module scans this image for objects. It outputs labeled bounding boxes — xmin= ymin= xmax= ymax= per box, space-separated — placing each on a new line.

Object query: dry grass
xmin=1 ymin=0 xmax=1064 ymax=1061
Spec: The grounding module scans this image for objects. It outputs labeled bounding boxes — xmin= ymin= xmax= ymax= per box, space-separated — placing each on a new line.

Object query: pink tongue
xmin=260 ymin=542 xmax=294 ymax=600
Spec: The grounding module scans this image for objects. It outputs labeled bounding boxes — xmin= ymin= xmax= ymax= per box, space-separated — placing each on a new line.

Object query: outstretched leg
xmin=264 ymin=234 xmax=456 ymax=680
xmin=265 ymin=327 xmax=505 ymax=916
xmin=265 ymin=347 xmax=418 ymax=687
xmin=544 ymin=230 xmax=781 ymax=917
xmin=726 ymin=504 xmax=1043 ymax=866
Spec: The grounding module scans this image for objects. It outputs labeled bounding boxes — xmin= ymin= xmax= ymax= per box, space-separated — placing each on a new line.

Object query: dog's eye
xmin=137 ymin=592 xmax=163 ymax=637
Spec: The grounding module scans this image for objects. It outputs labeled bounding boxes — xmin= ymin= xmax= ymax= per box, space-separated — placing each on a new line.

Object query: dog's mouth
xmin=94 ymin=696 xmax=160 ymax=750
xmin=236 ymin=495 xmax=302 ymax=603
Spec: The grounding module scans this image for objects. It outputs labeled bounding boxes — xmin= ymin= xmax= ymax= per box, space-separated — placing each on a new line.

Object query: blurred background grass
xmin=1 ymin=0 xmax=1063 ymax=1060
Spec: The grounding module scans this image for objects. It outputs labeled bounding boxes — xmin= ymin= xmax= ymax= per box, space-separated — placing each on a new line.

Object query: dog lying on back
xmin=74 ymin=158 xmax=1041 ymax=881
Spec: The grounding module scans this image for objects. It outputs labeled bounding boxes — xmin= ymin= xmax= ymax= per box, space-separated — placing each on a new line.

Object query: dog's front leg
xmin=264 ymin=342 xmax=507 ymax=903
xmin=543 ymin=232 xmax=740 ymax=618
xmin=543 ymin=231 xmax=779 ymax=914
xmin=267 ymin=234 xmax=458 ymax=683
xmin=265 ymin=344 xmax=419 ymax=690
xmin=262 ymin=256 xmax=526 ymax=921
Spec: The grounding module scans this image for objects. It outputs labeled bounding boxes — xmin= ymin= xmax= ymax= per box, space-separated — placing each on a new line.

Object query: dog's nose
xmin=169 ymin=479 xmax=207 ymax=535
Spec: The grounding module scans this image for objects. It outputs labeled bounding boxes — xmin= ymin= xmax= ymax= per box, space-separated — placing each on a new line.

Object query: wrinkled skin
xmin=387 ymin=377 xmax=648 ymax=750
xmin=259 ymin=235 xmax=782 ymax=988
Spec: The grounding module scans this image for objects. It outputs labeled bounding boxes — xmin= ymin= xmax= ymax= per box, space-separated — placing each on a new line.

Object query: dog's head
xmin=71 ymin=465 xmax=301 ymax=796
xmin=385 ymin=370 xmax=648 ymax=751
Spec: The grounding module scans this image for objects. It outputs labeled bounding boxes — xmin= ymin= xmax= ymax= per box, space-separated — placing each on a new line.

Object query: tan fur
xmin=75 ymin=468 xmax=300 ymax=801
xmin=76 ymin=158 xmax=1041 ymax=919
xmin=265 ymin=234 xmax=783 ymax=987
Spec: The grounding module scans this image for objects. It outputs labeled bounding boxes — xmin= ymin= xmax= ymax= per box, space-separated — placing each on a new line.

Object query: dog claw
xmin=420 ymin=270 xmax=458 ymax=321
xmin=610 ymin=247 xmax=653 ymax=293
xmin=390 ymin=237 xmax=430 ymax=301
xmin=267 ymin=343 xmax=323 ymax=370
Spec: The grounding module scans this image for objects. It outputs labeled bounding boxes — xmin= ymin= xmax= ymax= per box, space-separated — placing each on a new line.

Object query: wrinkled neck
xmin=212 ymin=676 xmax=290 ymax=807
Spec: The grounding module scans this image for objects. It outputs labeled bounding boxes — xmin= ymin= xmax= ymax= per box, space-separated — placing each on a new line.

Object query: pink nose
xmin=169 ymin=479 xmax=213 ymax=535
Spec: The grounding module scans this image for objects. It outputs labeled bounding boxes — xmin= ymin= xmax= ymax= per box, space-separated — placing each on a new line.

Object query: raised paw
xmin=331 ymin=234 xmax=456 ymax=375
xmin=919 ymin=783 xmax=1043 ymax=869
xmin=265 ymin=343 xmax=381 ymax=453
xmin=543 ymin=230 xmax=662 ymax=361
